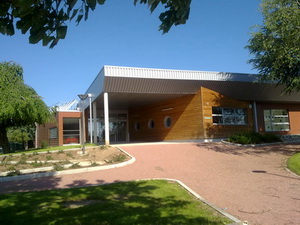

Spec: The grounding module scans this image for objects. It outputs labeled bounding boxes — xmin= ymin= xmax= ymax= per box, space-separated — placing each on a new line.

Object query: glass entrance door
xmin=94 ymin=113 xmax=127 ymax=143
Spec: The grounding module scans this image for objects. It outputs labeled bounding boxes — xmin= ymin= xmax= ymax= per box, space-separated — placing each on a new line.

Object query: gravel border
xmin=0 ymin=147 xmax=135 ymax=182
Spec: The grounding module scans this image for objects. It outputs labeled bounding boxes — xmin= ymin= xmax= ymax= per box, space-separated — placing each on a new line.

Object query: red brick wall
xmin=256 ymin=102 xmax=300 ymax=134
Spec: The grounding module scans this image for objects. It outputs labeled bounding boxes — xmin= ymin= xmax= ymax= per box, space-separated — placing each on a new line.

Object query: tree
xmin=246 ymin=0 xmax=300 ymax=93
xmin=7 ymin=125 xmax=36 ymax=150
xmin=0 ymin=62 xmax=51 ymax=153
xmin=0 ymin=0 xmax=191 ymax=48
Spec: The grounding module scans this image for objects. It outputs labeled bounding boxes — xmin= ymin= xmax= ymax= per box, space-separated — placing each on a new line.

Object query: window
xmin=134 ymin=122 xmax=140 ymax=131
xmin=63 ymin=118 xmax=80 ymax=144
xmin=49 ymin=128 xmax=58 ymax=139
xmin=148 ymin=119 xmax=155 ymax=129
xmin=212 ymin=107 xmax=247 ymax=125
xmin=164 ymin=116 xmax=172 ymax=128
xmin=264 ymin=109 xmax=290 ymax=131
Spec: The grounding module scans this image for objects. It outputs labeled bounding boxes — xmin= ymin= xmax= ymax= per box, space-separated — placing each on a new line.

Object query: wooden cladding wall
xmin=256 ymin=102 xmax=300 ymax=135
xmin=129 ymin=91 xmax=204 ymax=141
xmin=201 ymin=87 xmax=254 ymax=138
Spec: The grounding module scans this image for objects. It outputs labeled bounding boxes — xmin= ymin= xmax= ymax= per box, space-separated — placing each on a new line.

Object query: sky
xmin=0 ymin=0 xmax=263 ymax=107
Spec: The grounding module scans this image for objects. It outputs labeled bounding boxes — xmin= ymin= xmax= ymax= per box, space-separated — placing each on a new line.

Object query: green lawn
xmin=287 ymin=152 xmax=300 ymax=176
xmin=0 ymin=180 xmax=232 ymax=225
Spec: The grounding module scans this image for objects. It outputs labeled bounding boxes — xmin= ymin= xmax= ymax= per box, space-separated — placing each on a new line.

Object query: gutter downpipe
xmin=253 ymin=101 xmax=258 ymax=132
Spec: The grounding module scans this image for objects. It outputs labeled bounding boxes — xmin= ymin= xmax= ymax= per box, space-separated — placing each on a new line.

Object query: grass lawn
xmin=0 ymin=180 xmax=232 ymax=225
xmin=287 ymin=152 xmax=300 ymax=176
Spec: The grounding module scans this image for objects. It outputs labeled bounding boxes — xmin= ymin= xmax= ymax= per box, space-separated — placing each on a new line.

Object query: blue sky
xmin=0 ymin=0 xmax=262 ymax=107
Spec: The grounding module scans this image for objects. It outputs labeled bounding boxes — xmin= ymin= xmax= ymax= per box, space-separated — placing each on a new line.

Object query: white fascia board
xmin=103 ymin=65 xmax=259 ymax=83
xmin=80 ymin=68 xmax=105 ymax=110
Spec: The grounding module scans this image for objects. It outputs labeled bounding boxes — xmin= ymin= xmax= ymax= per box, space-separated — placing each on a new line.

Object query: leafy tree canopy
xmin=0 ymin=0 xmax=191 ymax=48
xmin=246 ymin=0 xmax=300 ymax=93
xmin=0 ymin=62 xmax=51 ymax=153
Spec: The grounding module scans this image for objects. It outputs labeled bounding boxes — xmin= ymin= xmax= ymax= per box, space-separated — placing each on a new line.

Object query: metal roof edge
xmin=103 ymin=65 xmax=259 ymax=83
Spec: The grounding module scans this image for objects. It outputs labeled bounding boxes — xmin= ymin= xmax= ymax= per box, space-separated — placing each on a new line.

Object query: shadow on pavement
xmin=195 ymin=142 xmax=300 ymax=156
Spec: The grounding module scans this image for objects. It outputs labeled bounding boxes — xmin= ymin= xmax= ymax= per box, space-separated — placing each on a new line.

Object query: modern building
xmin=37 ymin=65 xmax=300 ymax=147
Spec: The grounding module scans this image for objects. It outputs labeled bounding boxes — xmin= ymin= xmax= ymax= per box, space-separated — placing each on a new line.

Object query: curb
xmin=221 ymin=140 xmax=283 ymax=147
xmin=0 ymin=146 xmax=98 ymax=158
xmin=0 ymin=147 xmax=135 ymax=182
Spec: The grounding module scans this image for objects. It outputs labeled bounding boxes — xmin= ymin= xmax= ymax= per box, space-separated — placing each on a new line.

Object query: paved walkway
xmin=0 ymin=142 xmax=300 ymax=225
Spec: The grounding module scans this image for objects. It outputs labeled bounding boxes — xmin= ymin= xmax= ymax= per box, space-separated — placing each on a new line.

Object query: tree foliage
xmin=246 ymin=0 xmax=300 ymax=93
xmin=0 ymin=0 xmax=191 ymax=48
xmin=7 ymin=125 xmax=36 ymax=149
xmin=0 ymin=62 xmax=51 ymax=153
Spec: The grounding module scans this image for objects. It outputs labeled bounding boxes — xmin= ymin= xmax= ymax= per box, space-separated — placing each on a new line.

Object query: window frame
xmin=263 ymin=109 xmax=290 ymax=132
xmin=212 ymin=107 xmax=247 ymax=125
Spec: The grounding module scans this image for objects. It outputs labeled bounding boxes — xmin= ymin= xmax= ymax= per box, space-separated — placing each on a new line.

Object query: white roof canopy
xmin=82 ymin=66 xmax=300 ymax=110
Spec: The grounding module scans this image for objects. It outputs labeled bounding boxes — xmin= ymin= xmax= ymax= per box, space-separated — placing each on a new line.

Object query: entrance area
xmin=88 ymin=112 xmax=128 ymax=143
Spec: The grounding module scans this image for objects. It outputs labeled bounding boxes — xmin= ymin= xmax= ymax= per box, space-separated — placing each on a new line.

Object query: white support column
xmin=253 ymin=101 xmax=259 ymax=132
xmin=79 ymin=118 xmax=83 ymax=144
xmin=82 ymin=109 xmax=86 ymax=143
xmin=93 ymin=101 xmax=97 ymax=144
xmin=104 ymin=92 xmax=110 ymax=146
xmin=88 ymin=94 xmax=93 ymax=143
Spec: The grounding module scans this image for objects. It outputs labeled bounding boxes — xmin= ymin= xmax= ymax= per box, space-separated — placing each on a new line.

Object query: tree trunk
xmin=0 ymin=126 xmax=10 ymax=154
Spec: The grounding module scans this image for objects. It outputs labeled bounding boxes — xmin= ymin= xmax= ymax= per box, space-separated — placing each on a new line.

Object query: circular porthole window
xmin=148 ymin=119 xmax=155 ymax=129
xmin=164 ymin=116 xmax=172 ymax=128
xmin=134 ymin=122 xmax=140 ymax=131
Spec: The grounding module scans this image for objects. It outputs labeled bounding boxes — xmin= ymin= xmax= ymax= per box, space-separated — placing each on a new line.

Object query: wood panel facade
xmin=129 ymin=90 xmax=204 ymax=141
xmin=128 ymin=87 xmax=256 ymax=141
xmin=201 ymin=87 xmax=254 ymax=138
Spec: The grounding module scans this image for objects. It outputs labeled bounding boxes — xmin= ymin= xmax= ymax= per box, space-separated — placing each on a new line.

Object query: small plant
xmin=100 ymin=145 xmax=108 ymax=150
xmin=46 ymin=155 xmax=53 ymax=161
xmin=57 ymin=149 xmax=64 ymax=154
xmin=90 ymin=162 xmax=99 ymax=167
xmin=41 ymin=141 xmax=48 ymax=149
xmin=30 ymin=160 xmax=43 ymax=168
xmin=47 ymin=150 xmax=51 ymax=154
xmin=112 ymin=154 xmax=126 ymax=163
xmin=53 ymin=164 xmax=64 ymax=171
xmin=33 ymin=151 xmax=39 ymax=156
xmin=66 ymin=152 xmax=74 ymax=158
xmin=17 ymin=158 xmax=27 ymax=165
xmin=6 ymin=170 xmax=21 ymax=176
xmin=69 ymin=163 xmax=81 ymax=169
xmin=7 ymin=165 xmax=17 ymax=171
xmin=58 ymin=160 xmax=71 ymax=164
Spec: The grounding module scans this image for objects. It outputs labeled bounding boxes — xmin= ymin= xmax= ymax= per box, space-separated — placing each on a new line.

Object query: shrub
xmin=228 ymin=132 xmax=281 ymax=144
xmin=261 ymin=133 xmax=281 ymax=143
xmin=228 ymin=132 xmax=262 ymax=144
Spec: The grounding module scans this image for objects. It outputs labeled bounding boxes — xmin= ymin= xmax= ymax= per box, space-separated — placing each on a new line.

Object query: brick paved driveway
xmin=0 ymin=142 xmax=299 ymax=225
